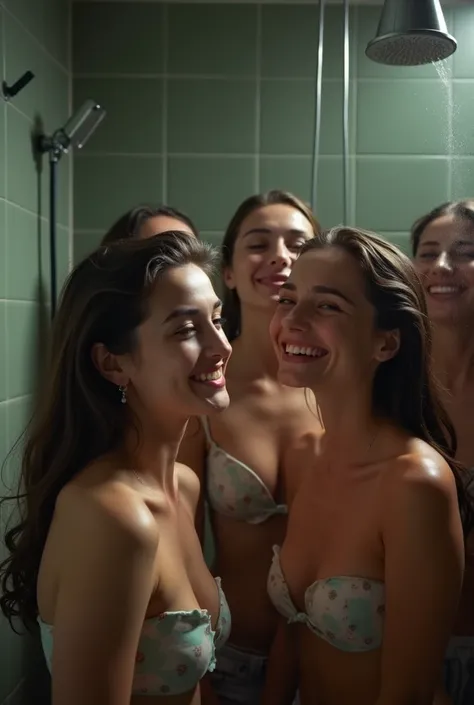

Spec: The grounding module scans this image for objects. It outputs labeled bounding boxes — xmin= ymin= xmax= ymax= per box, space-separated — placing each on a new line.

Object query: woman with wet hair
xmin=264 ymin=226 xmax=473 ymax=705
xmin=179 ymin=190 xmax=322 ymax=704
xmin=0 ymin=232 xmax=232 ymax=705
xmin=102 ymin=203 xmax=199 ymax=244
xmin=412 ymin=200 xmax=474 ymax=705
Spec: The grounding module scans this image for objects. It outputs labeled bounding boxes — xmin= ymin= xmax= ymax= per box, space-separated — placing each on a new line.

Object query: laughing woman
xmin=412 ymin=200 xmax=474 ymax=705
xmin=179 ymin=190 xmax=322 ymax=705
xmin=0 ymin=233 xmax=232 ymax=705
xmin=264 ymin=227 xmax=473 ymax=705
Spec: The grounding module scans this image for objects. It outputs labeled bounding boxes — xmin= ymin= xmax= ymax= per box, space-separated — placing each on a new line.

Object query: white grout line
xmin=351 ymin=5 xmax=359 ymax=227
xmin=3 ymin=199 xmax=48 ymax=220
xmin=75 ymin=72 xmax=258 ymax=81
xmin=72 ymin=73 xmax=474 ymax=84
xmin=254 ymin=3 xmax=262 ymax=192
xmin=2 ymin=5 xmax=69 ymax=76
xmin=447 ymin=55 xmax=454 ymax=201
xmin=339 ymin=154 xmax=453 ymax=160
xmin=162 ymin=3 xmax=169 ymax=202
xmin=74 ymin=72 xmax=335 ymax=82
xmin=72 ymin=151 xmax=457 ymax=161
xmin=68 ymin=0 xmax=74 ymax=272
xmin=0 ymin=4 xmax=4 ymax=82
xmin=2 ymin=6 xmax=8 ymax=403
xmin=4 ymin=97 xmax=34 ymax=125
xmin=0 ymin=299 xmax=40 ymax=307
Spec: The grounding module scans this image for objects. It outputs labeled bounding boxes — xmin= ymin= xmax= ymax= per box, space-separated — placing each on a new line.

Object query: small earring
xmin=118 ymin=385 xmax=127 ymax=404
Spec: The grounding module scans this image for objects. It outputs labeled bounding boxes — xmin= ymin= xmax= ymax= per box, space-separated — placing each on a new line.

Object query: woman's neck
xmin=232 ymin=305 xmax=279 ymax=379
xmin=122 ymin=414 xmax=187 ymax=496
xmin=432 ymin=322 xmax=474 ymax=392
xmin=312 ymin=384 xmax=380 ymax=467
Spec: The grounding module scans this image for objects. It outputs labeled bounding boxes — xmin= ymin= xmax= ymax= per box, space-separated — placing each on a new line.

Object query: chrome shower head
xmin=366 ymin=0 xmax=457 ymax=67
xmin=39 ymin=99 xmax=106 ymax=160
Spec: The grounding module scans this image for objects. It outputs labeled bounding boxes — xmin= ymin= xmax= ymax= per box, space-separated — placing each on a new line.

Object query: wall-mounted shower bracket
xmin=38 ymin=100 xmax=106 ymax=320
xmin=38 ymin=131 xmax=70 ymax=164
xmin=2 ymin=71 xmax=35 ymax=101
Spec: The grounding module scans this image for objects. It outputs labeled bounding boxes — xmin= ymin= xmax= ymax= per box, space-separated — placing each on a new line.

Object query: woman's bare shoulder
xmin=381 ymin=439 xmax=460 ymax=528
xmin=56 ymin=470 xmax=159 ymax=550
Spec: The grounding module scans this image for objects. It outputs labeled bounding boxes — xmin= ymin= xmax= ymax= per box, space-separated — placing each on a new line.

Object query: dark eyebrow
xmin=417 ymin=240 xmax=439 ymax=248
xmin=455 ymin=239 xmax=474 ymax=247
xmin=242 ymin=228 xmax=308 ymax=238
xmin=163 ymin=300 xmax=222 ymax=324
xmin=419 ymin=239 xmax=474 ymax=248
xmin=280 ymin=281 xmax=354 ymax=305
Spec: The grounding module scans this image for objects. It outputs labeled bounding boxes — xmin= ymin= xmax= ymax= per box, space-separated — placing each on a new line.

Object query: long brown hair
xmin=411 ymin=199 xmax=474 ymax=255
xmin=221 ymin=190 xmax=320 ymax=341
xmin=301 ymin=227 xmax=474 ymax=534
xmin=0 ymin=232 xmax=216 ymax=631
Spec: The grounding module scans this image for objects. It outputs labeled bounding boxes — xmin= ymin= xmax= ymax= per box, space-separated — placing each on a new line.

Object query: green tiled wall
xmin=72 ymin=2 xmax=474 ymax=261
xmin=0 ymin=0 xmax=71 ymax=702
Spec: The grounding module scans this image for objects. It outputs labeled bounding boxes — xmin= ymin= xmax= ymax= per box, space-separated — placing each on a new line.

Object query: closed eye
xmin=175 ymin=325 xmax=196 ymax=338
xmin=289 ymin=241 xmax=307 ymax=252
xmin=454 ymin=249 xmax=474 ymax=259
xmin=319 ymin=302 xmax=341 ymax=312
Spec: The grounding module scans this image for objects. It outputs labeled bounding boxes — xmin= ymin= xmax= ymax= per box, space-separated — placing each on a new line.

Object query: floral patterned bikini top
xmin=201 ymin=417 xmax=287 ymax=524
xmin=39 ymin=577 xmax=231 ymax=696
xmin=267 ymin=546 xmax=385 ymax=652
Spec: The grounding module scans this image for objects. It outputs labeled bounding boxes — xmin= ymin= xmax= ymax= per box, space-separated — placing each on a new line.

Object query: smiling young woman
xmin=412 ymin=201 xmax=474 ymax=468
xmin=412 ymin=200 xmax=474 ymax=705
xmin=0 ymin=233 xmax=232 ymax=705
xmin=177 ymin=191 xmax=322 ymax=705
xmin=263 ymin=226 xmax=473 ymax=705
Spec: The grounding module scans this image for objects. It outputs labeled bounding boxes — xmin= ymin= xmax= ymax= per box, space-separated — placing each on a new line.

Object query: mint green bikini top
xmin=39 ymin=577 xmax=231 ymax=696
xmin=268 ymin=546 xmax=385 ymax=652
xmin=202 ymin=417 xmax=288 ymax=524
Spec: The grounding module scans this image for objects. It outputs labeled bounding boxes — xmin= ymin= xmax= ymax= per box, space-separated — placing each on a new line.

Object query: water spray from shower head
xmin=366 ymin=0 xmax=457 ymax=67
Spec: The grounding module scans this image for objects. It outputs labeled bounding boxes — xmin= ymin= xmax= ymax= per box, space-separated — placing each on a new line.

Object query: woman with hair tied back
xmin=101 ymin=203 xmax=199 ymax=244
xmin=0 ymin=232 xmax=233 ymax=705
xmin=263 ymin=227 xmax=473 ymax=705
xmin=412 ymin=200 xmax=474 ymax=705
xmin=179 ymin=190 xmax=321 ymax=704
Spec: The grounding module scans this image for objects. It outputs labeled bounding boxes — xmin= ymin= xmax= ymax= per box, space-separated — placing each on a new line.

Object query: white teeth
xmin=428 ymin=286 xmax=460 ymax=294
xmin=284 ymin=344 xmax=324 ymax=357
xmin=194 ymin=369 xmax=222 ymax=382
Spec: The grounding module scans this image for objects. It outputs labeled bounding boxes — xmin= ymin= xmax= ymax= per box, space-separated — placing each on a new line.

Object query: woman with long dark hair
xmin=264 ymin=227 xmax=472 ymax=705
xmin=0 ymin=233 xmax=232 ymax=705
xmin=179 ymin=190 xmax=321 ymax=704
xmin=412 ymin=200 xmax=474 ymax=705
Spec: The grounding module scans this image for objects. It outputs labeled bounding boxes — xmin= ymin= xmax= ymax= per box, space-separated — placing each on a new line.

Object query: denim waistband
xmin=215 ymin=641 xmax=268 ymax=678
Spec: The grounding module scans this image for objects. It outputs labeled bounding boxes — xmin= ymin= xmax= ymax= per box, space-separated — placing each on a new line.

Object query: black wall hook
xmin=2 ymin=71 xmax=35 ymax=101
